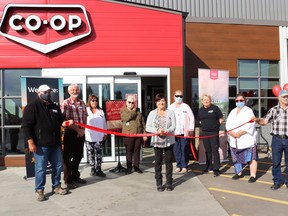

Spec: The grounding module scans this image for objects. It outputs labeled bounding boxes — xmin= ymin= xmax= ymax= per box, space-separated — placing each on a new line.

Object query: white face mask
xmin=175 ymin=97 xmax=183 ymax=103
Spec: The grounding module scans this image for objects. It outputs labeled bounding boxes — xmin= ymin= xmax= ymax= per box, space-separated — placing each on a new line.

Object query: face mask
xmin=235 ymin=101 xmax=245 ymax=108
xmin=175 ymin=97 xmax=183 ymax=103
xmin=40 ymin=93 xmax=51 ymax=101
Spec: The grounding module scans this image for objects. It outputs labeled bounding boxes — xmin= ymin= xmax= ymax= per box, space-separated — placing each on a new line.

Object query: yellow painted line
xmin=193 ymin=169 xmax=273 ymax=185
xmin=209 ymin=187 xmax=288 ymax=205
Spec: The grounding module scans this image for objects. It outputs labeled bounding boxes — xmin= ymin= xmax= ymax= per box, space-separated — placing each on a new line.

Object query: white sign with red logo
xmin=0 ymin=4 xmax=91 ymax=53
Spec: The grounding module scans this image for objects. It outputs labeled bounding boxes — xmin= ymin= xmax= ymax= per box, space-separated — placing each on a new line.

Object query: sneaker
xmin=213 ymin=171 xmax=220 ymax=177
xmin=95 ymin=170 xmax=106 ymax=177
xmin=175 ymin=168 xmax=181 ymax=173
xmin=53 ymin=185 xmax=68 ymax=195
xmin=35 ymin=190 xmax=46 ymax=202
xmin=203 ymin=168 xmax=213 ymax=173
xmin=74 ymin=178 xmax=87 ymax=184
xmin=180 ymin=168 xmax=187 ymax=173
xmin=270 ymin=184 xmax=281 ymax=190
xmin=67 ymin=183 xmax=77 ymax=190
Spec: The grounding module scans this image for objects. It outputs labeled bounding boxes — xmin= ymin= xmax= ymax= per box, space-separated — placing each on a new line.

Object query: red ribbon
xmin=75 ymin=119 xmax=254 ymax=162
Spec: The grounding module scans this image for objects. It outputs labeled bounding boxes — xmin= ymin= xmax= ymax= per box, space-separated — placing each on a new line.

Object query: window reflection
xmin=4 ymin=69 xmax=41 ymax=96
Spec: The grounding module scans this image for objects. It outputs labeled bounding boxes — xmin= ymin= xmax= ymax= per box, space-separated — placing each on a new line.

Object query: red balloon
xmin=272 ymin=85 xmax=282 ymax=97
xmin=242 ymin=91 xmax=248 ymax=97
xmin=248 ymin=90 xmax=254 ymax=97
xmin=283 ymin=83 xmax=288 ymax=90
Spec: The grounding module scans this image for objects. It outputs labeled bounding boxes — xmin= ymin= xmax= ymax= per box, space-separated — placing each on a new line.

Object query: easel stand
xmin=110 ymin=137 xmax=127 ymax=173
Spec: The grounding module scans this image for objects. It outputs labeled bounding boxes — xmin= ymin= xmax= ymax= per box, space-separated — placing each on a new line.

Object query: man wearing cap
xmin=255 ymin=89 xmax=288 ymax=190
xmin=22 ymin=84 xmax=73 ymax=201
xmin=61 ymin=84 xmax=87 ymax=188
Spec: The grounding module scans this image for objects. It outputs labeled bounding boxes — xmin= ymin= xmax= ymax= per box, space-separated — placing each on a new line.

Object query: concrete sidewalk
xmin=0 ymin=161 xmax=228 ymax=216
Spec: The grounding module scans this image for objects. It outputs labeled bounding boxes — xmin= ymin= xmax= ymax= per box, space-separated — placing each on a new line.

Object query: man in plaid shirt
xmin=255 ymin=89 xmax=288 ymax=190
xmin=62 ymin=84 xmax=87 ymax=188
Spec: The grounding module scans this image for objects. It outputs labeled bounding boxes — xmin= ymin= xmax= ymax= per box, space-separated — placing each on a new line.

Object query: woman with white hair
xmin=121 ymin=95 xmax=147 ymax=175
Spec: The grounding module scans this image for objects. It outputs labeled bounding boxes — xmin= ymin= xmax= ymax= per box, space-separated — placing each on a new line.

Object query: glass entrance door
xmin=86 ymin=77 xmax=114 ymax=161
xmin=87 ymin=76 xmax=141 ymax=162
xmin=114 ymin=77 xmax=141 ymax=161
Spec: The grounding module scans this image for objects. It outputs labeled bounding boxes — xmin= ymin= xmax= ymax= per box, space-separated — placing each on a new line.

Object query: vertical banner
xmin=21 ymin=77 xmax=63 ymax=179
xmin=198 ymin=69 xmax=229 ymax=164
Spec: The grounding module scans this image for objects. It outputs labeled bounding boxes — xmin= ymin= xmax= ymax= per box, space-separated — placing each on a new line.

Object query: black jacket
xmin=22 ymin=98 xmax=63 ymax=147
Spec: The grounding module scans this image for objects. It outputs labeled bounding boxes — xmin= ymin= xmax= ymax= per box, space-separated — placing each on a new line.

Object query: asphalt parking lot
xmin=189 ymin=151 xmax=288 ymax=216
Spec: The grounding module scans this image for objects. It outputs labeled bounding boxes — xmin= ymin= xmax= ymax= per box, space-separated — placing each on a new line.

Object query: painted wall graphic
xmin=198 ymin=69 xmax=229 ymax=164
xmin=21 ymin=77 xmax=63 ymax=179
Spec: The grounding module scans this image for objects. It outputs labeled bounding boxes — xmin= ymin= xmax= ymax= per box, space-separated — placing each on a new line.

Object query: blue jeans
xmin=173 ymin=136 xmax=189 ymax=168
xmin=271 ymin=136 xmax=288 ymax=185
xmin=34 ymin=145 xmax=63 ymax=191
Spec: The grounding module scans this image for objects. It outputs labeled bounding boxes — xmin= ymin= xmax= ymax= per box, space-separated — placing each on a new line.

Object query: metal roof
xmin=122 ymin=0 xmax=288 ymax=26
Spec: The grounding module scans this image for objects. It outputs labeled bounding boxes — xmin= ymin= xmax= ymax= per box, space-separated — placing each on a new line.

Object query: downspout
xmin=182 ymin=12 xmax=189 ymax=99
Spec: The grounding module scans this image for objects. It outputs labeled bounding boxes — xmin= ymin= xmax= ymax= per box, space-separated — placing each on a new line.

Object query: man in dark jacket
xmin=22 ymin=84 xmax=73 ymax=201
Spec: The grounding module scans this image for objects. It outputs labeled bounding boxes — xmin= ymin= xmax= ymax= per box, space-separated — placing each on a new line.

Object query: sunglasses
xmin=91 ymin=99 xmax=98 ymax=102
xmin=128 ymin=101 xmax=135 ymax=104
xmin=175 ymin=95 xmax=183 ymax=98
xmin=235 ymin=100 xmax=244 ymax=102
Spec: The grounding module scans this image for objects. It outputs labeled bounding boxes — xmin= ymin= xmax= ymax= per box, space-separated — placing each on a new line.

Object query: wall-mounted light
xmin=123 ymin=72 xmax=137 ymax=75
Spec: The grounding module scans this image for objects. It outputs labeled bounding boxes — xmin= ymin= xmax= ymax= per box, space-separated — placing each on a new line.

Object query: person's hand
xmin=77 ymin=128 xmax=85 ymax=137
xmin=143 ymin=136 xmax=148 ymax=141
xmin=28 ymin=141 xmax=37 ymax=153
xmin=249 ymin=117 xmax=256 ymax=123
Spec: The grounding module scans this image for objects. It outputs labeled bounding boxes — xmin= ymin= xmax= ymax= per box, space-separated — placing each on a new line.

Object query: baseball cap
xmin=279 ymin=89 xmax=288 ymax=97
xmin=37 ymin=84 xmax=52 ymax=93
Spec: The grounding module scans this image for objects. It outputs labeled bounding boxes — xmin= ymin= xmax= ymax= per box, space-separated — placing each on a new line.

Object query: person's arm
xmin=254 ymin=118 xmax=269 ymax=126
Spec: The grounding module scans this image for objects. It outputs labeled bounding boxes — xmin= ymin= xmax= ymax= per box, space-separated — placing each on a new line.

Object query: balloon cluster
xmin=272 ymin=83 xmax=288 ymax=96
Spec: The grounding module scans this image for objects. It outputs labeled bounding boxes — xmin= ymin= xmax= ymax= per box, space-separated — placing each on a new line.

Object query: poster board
xmin=198 ymin=69 xmax=229 ymax=164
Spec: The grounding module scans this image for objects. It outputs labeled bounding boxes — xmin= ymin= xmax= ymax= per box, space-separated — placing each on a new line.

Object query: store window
xmin=0 ymin=69 xmax=41 ymax=156
xmin=236 ymin=60 xmax=279 ymax=117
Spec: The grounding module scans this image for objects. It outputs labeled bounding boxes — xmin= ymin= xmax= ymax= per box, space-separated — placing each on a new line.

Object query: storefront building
xmin=1 ymin=0 xmax=288 ymax=166
xmin=0 ymin=0 xmax=186 ymax=166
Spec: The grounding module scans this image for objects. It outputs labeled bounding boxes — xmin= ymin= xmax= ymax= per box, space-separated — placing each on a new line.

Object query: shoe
xmin=270 ymin=184 xmax=281 ymax=190
xmin=175 ymin=168 xmax=181 ymax=173
xmin=52 ymin=185 xmax=68 ymax=195
xmin=35 ymin=190 xmax=47 ymax=202
xmin=67 ymin=183 xmax=77 ymax=189
xmin=180 ymin=168 xmax=187 ymax=173
xmin=125 ymin=169 xmax=132 ymax=175
xmin=248 ymin=176 xmax=257 ymax=183
xmin=213 ymin=171 xmax=220 ymax=177
xmin=134 ymin=167 xmax=143 ymax=174
xmin=90 ymin=168 xmax=96 ymax=176
xmin=166 ymin=185 xmax=173 ymax=191
xmin=232 ymin=174 xmax=243 ymax=180
xmin=157 ymin=185 xmax=164 ymax=192
xmin=74 ymin=178 xmax=87 ymax=184
xmin=95 ymin=170 xmax=106 ymax=177
xmin=203 ymin=169 xmax=213 ymax=173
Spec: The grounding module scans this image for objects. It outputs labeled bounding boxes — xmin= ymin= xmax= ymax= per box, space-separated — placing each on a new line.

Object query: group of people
xmin=22 ymin=84 xmax=107 ymax=201
xmin=121 ymin=91 xmax=195 ymax=192
xmin=226 ymin=90 xmax=288 ymax=190
xmin=22 ymin=83 xmax=288 ymax=201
